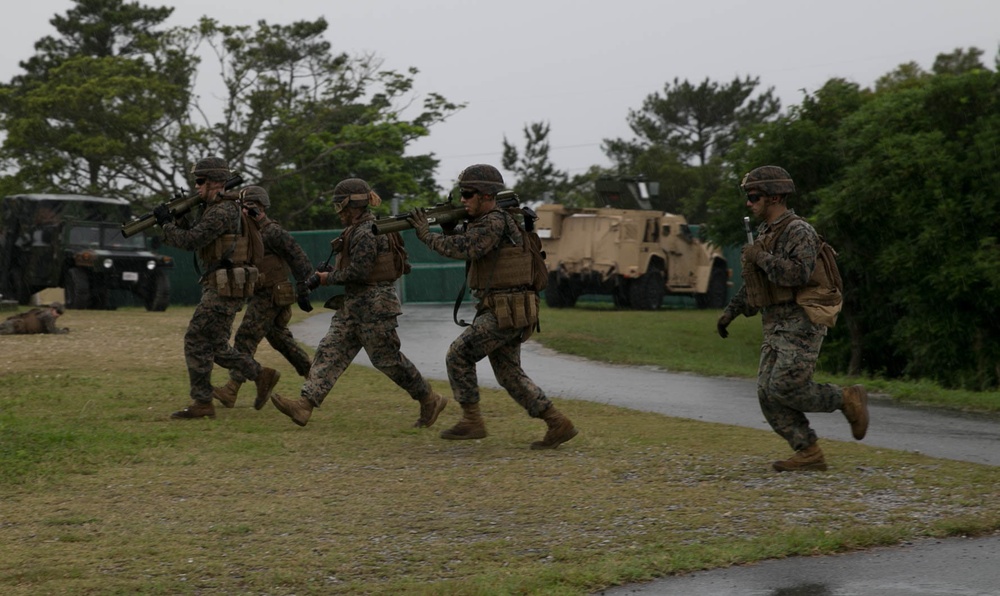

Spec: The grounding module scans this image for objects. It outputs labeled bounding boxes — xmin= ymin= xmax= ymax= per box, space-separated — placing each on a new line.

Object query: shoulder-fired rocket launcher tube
xmin=120 ymin=174 xmax=245 ymax=238
xmin=371 ymin=190 xmax=520 ymax=235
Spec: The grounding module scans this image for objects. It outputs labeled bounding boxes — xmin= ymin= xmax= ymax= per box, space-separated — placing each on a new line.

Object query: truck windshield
xmin=68 ymin=224 xmax=146 ymax=249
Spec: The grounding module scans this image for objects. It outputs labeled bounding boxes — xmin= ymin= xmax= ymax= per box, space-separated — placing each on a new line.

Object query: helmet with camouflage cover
xmin=50 ymin=302 xmax=65 ymax=314
xmin=740 ymin=165 xmax=795 ymax=197
xmin=457 ymin=164 xmax=505 ymax=196
xmin=190 ymin=157 xmax=231 ymax=182
xmin=331 ymin=178 xmax=382 ymax=213
xmin=240 ymin=186 xmax=270 ymax=209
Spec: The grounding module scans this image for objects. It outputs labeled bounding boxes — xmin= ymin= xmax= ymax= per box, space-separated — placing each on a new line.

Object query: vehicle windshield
xmin=67 ymin=224 xmax=146 ymax=249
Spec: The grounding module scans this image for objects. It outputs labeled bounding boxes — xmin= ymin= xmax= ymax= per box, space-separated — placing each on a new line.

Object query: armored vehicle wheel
xmin=144 ymin=269 xmax=170 ymax=311
xmin=628 ymin=268 xmax=664 ymax=310
xmin=9 ymin=268 xmax=32 ymax=305
xmin=64 ymin=267 xmax=91 ymax=309
xmin=612 ymin=279 xmax=631 ymax=309
xmin=696 ymin=262 xmax=728 ymax=309
xmin=544 ymin=272 xmax=577 ymax=308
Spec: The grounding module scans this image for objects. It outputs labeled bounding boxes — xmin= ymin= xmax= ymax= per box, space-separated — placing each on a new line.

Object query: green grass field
xmin=1 ymin=305 xmax=999 ymax=594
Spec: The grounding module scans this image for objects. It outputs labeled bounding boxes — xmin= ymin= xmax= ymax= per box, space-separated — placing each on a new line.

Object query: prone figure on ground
xmin=0 ymin=302 xmax=68 ymax=335
xmin=716 ymin=165 xmax=869 ymax=471
xmin=406 ymin=163 xmax=578 ymax=449
xmin=270 ymin=178 xmax=447 ymax=428
xmin=153 ymin=157 xmax=281 ymax=420
xmin=212 ymin=186 xmax=315 ymax=409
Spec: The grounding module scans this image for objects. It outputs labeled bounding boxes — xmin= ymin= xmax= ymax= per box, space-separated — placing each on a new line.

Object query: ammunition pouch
xmin=210 ymin=266 xmax=259 ymax=298
xmin=485 ymin=290 xmax=539 ymax=333
xmin=742 ymin=263 xmax=795 ymax=309
xmin=272 ymin=280 xmax=296 ymax=307
xmin=469 ymin=245 xmax=533 ymax=290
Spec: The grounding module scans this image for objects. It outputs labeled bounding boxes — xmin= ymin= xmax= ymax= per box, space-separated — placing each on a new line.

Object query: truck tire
xmin=144 ymin=269 xmax=170 ymax=311
xmin=612 ymin=278 xmax=631 ymax=309
xmin=629 ymin=268 xmax=664 ymax=310
xmin=65 ymin=267 xmax=91 ymax=309
xmin=9 ymin=268 xmax=32 ymax=305
xmin=544 ymin=271 xmax=577 ymax=308
xmin=696 ymin=262 xmax=729 ymax=309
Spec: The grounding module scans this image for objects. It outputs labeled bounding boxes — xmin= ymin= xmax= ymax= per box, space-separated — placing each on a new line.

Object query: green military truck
xmin=536 ymin=176 xmax=729 ymax=310
xmin=0 ymin=193 xmax=173 ymax=310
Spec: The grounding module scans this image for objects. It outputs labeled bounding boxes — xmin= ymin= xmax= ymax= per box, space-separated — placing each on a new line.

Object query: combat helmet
xmin=240 ymin=186 xmax=270 ymax=209
xmin=190 ymin=157 xmax=231 ymax=182
xmin=740 ymin=165 xmax=795 ymax=197
xmin=50 ymin=302 xmax=65 ymax=314
xmin=457 ymin=164 xmax=505 ymax=196
xmin=331 ymin=178 xmax=381 ymax=212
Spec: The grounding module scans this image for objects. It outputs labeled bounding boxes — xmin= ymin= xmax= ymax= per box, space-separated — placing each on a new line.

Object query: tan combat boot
xmin=772 ymin=443 xmax=827 ymax=472
xmin=254 ymin=367 xmax=281 ymax=411
xmin=414 ymin=391 xmax=449 ymax=428
xmin=841 ymin=384 xmax=870 ymax=440
xmin=440 ymin=403 xmax=487 ymax=440
xmin=270 ymin=394 xmax=313 ymax=427
xmin=212 ymin=380 xmax=243 ymax=408
xmin=530 ymin=406 xmax=579 ymax=450
xmin=170 ymin=400 xmax=216 ymax=420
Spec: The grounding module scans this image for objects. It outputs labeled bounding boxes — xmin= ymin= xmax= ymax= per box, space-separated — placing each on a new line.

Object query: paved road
xmin=290 ymin=304 xmax=1000 ymax=596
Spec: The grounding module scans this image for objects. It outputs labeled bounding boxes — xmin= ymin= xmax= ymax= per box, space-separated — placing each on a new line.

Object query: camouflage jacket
xmin=726 ymin=209 xmax=822 ymax=334
xmin=4 ymin=308 xmax=67 ymax=334
xmin=161 ymin=196 xmax=241 ymax=252
xmin=324 ymin=212 xmax=401 ymax=322
xmin=259 ymin=217 xmax=314 ymax=286
xmin=421 ymin=209 xmax=522 ymax=298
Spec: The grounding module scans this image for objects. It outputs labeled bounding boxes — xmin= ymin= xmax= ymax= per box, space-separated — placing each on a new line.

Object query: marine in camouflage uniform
xmin=717 ymin=165 xmax=869 ymax=471
xmin=155 ymin=157 xmax=281 ymax=420
xmin=0 ymin=302 xmax=68 ymax=335
xmin=212 ymin=186 xmax=314 ymax=408
xmin=270 ymin=178 xmax=446 ymax=428
xmin=407 ymin=164 xmax=578 ymax=449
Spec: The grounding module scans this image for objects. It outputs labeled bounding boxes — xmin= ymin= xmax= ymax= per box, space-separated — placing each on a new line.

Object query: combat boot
xmin=440 ymin=403 xmax=487 ymax=440
xmin=253 ymin=367 xmax=281 ymax=410
xmin=841 ymin=384 xmax=870 ymax=440
xmin=414 ymin=391 xmax=449 ymax=428
xmin=530 ymin=406 xmax=579 ymax=450
xmin=170 ymin=400 xmax=215 ymax=420
xmin=270 ymin=394 xmax=313 ymax=427
xmin=772 ymin=443 xmax=827 ymax=472
xmin=212 ymin=380 xmax=243 ymax=408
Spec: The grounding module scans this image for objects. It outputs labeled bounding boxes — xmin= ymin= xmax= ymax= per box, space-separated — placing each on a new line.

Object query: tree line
xmin=1 ymin=1 xmax=997 ymax=391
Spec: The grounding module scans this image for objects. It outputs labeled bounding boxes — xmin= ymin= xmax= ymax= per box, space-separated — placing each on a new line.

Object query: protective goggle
xmin=194 ymin=177 xmax=208 ymax=186
xmin=459 ymin=188 xmax=478 ymax=200
xmin=332 ymin=193 xmax=369 ymax=213
xmin=745 ymin=193 xmax=764 ymax=203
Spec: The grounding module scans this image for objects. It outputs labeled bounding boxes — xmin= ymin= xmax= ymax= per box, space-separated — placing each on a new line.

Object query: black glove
xmin=297 ymin=293 xmax=313 ymax=313
xmin=305 ymin=272 xmax=321 ymax=291
xmin=716 ymin=312 xmax=733 ymax=339
xmin=153 ymin=204 xmax=172 ymax=226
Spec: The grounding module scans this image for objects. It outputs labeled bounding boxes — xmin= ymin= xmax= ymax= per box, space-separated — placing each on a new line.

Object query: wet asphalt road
xmin=290 ymin=303 xmax=1000 ymax=596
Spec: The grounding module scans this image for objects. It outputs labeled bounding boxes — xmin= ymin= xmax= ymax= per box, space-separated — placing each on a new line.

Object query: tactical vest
xmin=197 ymin=198 xmax=263 ymax=298
xmin=336 ymin=225 xmax=409 ymax=284
xmin=468 ymin=211 xmax=533 ymax=291
xmin=743 ymin=214 xmax=843 ymax=326
xmin=256 ymin=221 xmax=290 ymax=290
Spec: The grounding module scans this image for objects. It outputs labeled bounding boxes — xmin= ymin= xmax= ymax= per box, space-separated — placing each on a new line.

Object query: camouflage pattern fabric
xmin=723 ymin=210 xmax=843 ymax=451
xmin=0 ymin=308 xmax=67 ymax=335
xmin=161 ymin=194 xmax=264 ymax=404
xmin=184 ymin=286 xmax=261 ymax=402
xmin=161 ymin=197 xmax=240 ymax=252
xmin=228 ymin=217 xmax=314 ymax=382
xmin=302 ymin=211 xmax=431 ymax=406
xmin=421 ymin=209 xmax=552 ymax=417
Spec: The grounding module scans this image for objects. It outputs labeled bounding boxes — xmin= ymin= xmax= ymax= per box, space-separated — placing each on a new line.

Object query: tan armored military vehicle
xmin=535 ymin=177 xmax=729 ymax=310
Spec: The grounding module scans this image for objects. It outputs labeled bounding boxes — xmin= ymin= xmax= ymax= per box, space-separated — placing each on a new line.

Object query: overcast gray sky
xmin=3 ymin=1 xmax=999 ymax=190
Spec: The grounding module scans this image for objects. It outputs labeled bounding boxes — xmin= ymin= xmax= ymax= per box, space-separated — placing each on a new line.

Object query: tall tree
xmin=0 ymin=0 xmax=195 ymax=197
xmin=605 ymin=75 xmax=781 ymax=168
xmin=188 ymin=17 xmax=463 ymax=229
xmin=501 ymin=121 xmax=568 ymax=202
